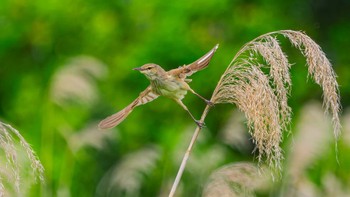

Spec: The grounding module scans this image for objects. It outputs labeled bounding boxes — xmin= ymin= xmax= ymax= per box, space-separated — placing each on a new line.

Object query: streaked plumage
xmin=99 ymin=44 xmax=219 ymax=129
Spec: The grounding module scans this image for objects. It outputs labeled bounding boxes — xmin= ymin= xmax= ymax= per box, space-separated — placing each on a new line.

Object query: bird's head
xmin=133 ymin=63 xmax=165 ymax=80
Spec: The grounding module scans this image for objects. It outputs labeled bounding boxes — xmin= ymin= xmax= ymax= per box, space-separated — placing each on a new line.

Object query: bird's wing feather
xmin=169 ymin=44 xmax=219 ymax=79
xmin=98 ymin=86 xmax=159 ymax=129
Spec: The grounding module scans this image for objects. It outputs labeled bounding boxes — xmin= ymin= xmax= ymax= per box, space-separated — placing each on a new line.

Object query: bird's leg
xmin=188 ymin=88 xmax=214 ymax=106
xmin=174 ymin=99 xmax=205 ymax=128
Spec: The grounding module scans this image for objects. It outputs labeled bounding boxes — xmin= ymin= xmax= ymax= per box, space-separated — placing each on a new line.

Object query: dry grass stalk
xmin=219 ymin=109 xmax=250 ymax=152
xmin=211 ymin=30 xmax=340 ymax=170
xmin=64 ymin=122 xmax=116 ymax=154
xmin=0 ymin=122 xmax=44 ymax=196
xmin=0 ymin=127 xmax=21 ymax=192
xmin=281 ymin=102 xmax=332 ymax=197
xmin=97 ymin=146 xmax=160 ymax=197
xmin=287 ymin=102 xmax=332 ymax=176
xmin=203 ymin=162 xmax=269 ymax=197
xmin=170 ymin=30 xmax=340 ymax=196
xmin=281 ymin=30 xmax=341 ymax=139
xmin=214 ymin=63 xmax=284 ymax=170
xmin=50 ymin=55 xmax=107 ymax=106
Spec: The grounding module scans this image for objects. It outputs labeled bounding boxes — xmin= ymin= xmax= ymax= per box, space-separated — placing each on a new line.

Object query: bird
xmin=98 ymin=44 xmax=219 ymax=129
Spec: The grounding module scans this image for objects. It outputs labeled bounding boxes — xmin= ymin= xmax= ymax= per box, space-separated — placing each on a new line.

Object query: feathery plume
xmin=50 ymin=55 xmax=107 ymax=106
xmin=281 ymin=102 xmax=333 ymax=197
xmin=211 ymin=30 xmax=340 ymax=171
xmin=281 ymin=30 xmax=341 ymax=139
xmin=0 ymin=122 xmax=44 ymax=196
xmin=170 ymin=30 xmax=341 ymax=196
xmin=97 ymin=146 xmax=160 ymax=197
xmin=203 ymin=162 xmax=269 ymax=197
xmin=287 ymin=102 xmax=332 ymax=176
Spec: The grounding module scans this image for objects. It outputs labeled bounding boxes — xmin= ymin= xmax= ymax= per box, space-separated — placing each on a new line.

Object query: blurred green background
xmin=1 ymin=0 xmax=350 ymax=196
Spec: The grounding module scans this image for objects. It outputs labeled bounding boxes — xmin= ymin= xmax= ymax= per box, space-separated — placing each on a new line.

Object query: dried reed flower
xmin=211 ymin=30 xmax=341 ymax=171
xmin=0 ymin=121 xmax=44 ymax=196
xmin=220 ymin=109 xmax=253 ymax=153
xmin=203 ymin=162 xmax=269 ymax=197
xmin=282 ymin=176 xmax=320 ymax=197
xmin=214 ymin=63 xmax=284 ymax=170
xmin=281 ymin=102 xmax=336 ymax=197
xmin=64 ymin=122 xmax=116 ymax=154
xmin=281 ymin=30 xmax=341 ymax=139
xmin=322 ymin=173 xmax=350 ymax=197
xmin=97 ymin=146 xmax=160 ymax=197
xmin=287 ymin=102 xmax=332 ymax=176
xmin=170 ymin=30 xmax=341 ymax=196
xmin=50 ymin=55 xmax=107 ymax=106
xmin=173 ymin=126 xmax=226 ymax=174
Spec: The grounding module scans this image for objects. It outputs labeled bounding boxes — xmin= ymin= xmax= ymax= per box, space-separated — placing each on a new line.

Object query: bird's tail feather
xmin=98 ymin=102 xmax=137 ymax=129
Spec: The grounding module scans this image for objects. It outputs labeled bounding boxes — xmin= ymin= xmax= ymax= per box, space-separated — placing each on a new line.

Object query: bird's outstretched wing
xmin=169 ymin=44 xmax=219 ymax=79
xmin=98 ymin=86 xmax=159 ymax=129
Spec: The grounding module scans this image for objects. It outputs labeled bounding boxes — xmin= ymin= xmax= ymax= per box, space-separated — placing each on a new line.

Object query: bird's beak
xmin=133 ymin=67 xmax=143 ymax=71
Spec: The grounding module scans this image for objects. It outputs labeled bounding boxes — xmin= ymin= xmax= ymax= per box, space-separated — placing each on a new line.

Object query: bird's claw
xmin=195 ymin=120 xmax=206 ymax=128
xmin=205 ymin=100 xmax=214 ymax=107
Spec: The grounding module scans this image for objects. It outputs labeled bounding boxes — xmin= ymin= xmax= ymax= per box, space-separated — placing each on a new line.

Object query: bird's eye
xmin=147 ymin=67 xmax=152 ymax=70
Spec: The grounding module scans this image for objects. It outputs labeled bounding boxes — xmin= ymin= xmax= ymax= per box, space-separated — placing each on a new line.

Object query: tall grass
xmin=203 ymin=162 xmax=269 ymax=197
xmin=0 ymin=121 xmax=44 ymax=196
xmin=169 ymin=30 xmax=341 ymax=196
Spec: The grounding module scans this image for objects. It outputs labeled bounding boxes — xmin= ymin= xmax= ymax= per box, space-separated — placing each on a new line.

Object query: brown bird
xmin=98 ymin=44 xmax=219 ymax=129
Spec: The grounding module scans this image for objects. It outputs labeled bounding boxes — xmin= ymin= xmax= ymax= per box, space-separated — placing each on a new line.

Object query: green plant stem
xmin=168 ymin=105 xmax=212 ymax=197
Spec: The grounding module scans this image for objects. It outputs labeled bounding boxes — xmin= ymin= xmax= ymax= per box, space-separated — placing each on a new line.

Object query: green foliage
xmin=0 ymin=0 xmax=349 ymax=196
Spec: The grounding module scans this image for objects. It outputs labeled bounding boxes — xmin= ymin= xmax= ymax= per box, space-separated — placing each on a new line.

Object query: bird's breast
xmin=151 ymin=77 xmax=188 ymax=100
